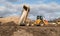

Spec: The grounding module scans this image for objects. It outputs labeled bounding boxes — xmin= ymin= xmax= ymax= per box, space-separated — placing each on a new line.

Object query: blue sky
xmin=9 ymin=0 xmax=60 ymax=4
xmin=0 ymin=0 xmax=60 ymax=20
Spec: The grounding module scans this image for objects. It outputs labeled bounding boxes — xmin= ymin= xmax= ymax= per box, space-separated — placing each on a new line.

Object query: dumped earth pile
xmin=0 ymin=21 xmax=60 ymax=36
xmin=0 ymin=22 xmax=18 ymax=36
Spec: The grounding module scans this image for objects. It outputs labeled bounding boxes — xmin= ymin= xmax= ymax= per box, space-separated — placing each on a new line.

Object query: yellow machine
xmin=34 ymin=16 xmax=48 ymax=26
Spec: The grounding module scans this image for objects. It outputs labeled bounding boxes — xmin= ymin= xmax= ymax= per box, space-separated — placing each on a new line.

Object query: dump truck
xmin=18 ymin=5 xmax=30 ymax=26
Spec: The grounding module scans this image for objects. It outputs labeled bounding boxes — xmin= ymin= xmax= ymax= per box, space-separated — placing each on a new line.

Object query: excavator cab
xmin=34 ymin=16 xmax=43 ymax=26
xmin=37 ymin=16 xmax=43 ymax=20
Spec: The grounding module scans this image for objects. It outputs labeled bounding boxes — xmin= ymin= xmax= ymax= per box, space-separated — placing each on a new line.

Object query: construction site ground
xmin=0 ymin=22 xmax=60 ymax=36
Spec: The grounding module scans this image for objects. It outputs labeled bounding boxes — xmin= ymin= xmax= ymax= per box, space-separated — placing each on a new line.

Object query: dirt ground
xmin=0 ymin=22 xmax=60 ymax=36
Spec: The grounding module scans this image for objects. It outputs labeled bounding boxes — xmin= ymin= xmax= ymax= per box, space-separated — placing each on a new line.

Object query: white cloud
xmin=29 ymin=3 xmax=60 ymax=20
xmin=0 ymin=0 xmax=23 ymax=17
xmin=0 ymin=0 xmax=60 ymax=20
xmin=0 ymin=6 xmax=5 ymax=11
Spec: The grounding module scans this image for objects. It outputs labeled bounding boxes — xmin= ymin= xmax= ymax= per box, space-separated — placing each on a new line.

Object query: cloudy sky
xmin=0 ymin=0 xmax=60 ymax=20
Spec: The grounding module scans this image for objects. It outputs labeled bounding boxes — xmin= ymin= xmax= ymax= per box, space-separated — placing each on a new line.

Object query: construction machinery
xmin=33 ymin=15 xmax=48 ymax=26
xmin=18 ymin=5 xmax=30 ymax=26
xmin=18 ymin=5 xmax=48 ymax=26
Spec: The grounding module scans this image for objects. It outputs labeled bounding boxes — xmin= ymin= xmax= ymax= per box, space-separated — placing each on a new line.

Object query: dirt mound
xmin=0 ymin=16 xmax=32 ymax=25
xmin=0 ymin=16 xmax=19 ymax=24
xmin=0 ymin=22 xmax=18 ymax=36
xmin=0 ymin=22 xmax=60 ymax=36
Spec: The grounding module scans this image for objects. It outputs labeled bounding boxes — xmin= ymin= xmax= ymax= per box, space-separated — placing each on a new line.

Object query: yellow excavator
xmin=33 ymin=16 xmax=48 ymax=26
